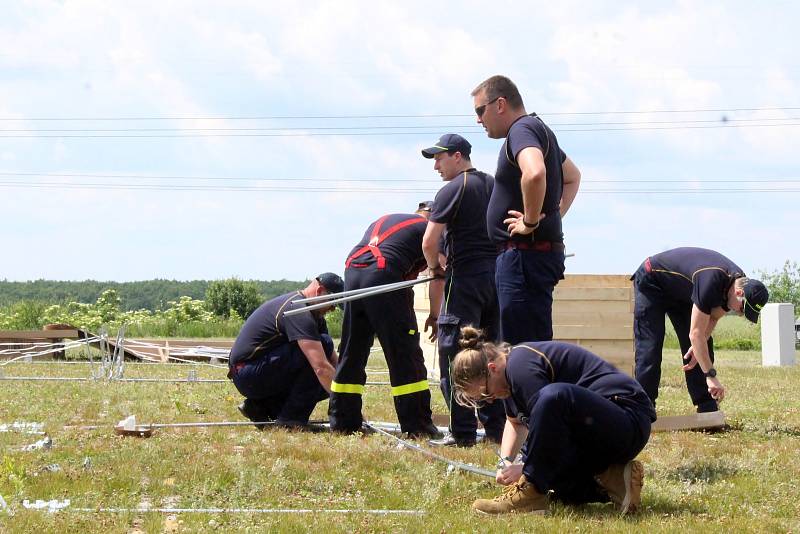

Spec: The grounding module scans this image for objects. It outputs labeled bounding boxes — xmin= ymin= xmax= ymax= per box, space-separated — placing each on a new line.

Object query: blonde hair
xmin=452 ymin=326 xmax=509 ymax=409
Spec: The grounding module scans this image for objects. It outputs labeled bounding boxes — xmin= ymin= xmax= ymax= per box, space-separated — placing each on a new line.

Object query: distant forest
xmin=0 ymin=279 xmax=306 ymax=311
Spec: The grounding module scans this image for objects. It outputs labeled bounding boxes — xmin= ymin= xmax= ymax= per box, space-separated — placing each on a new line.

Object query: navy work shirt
xmin=430 ymin=169 xmax=497 ymax=276
xmin=487 ymin=114 xmax=567 ymax=245
xmin=229 ymin=291 xmax=328 ymax=366
xmin=647 ymin=247 xmax=745 ymax=314
xmin=503 ymin=341 xmax=656 ymax=422
xmin=346 ymin=213 xmax=428 ymax=277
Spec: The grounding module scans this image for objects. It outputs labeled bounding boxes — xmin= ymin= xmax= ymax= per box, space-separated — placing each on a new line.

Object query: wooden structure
xmin=413 ymin=274 xmax=635 ymax=375
xmin=0 ymin=328 xmax=81 ymax=360
xmin=0 ymin=328 xmax=232 ymax=363
xmin=124 ymin=338 xmax=233 ymax=362
xmin=552 ymin=274 xmax=634 ymax=374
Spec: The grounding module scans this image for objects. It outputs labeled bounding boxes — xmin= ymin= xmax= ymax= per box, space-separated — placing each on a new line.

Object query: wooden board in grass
xmin=652 ymin=411 xmax=726 ymax=432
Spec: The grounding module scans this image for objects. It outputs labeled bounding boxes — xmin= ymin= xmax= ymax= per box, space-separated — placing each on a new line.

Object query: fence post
xmin=761 ymin=303 xmax=796 ymax=367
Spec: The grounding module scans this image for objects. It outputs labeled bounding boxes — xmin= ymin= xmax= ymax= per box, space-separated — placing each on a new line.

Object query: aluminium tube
xmin=292 ymin=277 xmax=431 ymax=306
xmin=283 ymin=276 xmax=436 ymax=317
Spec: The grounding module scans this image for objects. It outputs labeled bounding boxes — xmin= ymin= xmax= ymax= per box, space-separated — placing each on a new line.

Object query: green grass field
xmin=1 ymin=347 xmax=799 ymax=532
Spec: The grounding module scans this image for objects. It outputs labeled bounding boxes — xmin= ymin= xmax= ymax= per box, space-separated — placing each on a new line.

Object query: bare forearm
xmin=313 ymin=362 xmax=335 ymax=393
xmin=298 ymin=339 xmax=336 ymax=393
xmin=428 ymin=278 xmax=444 ymax=318
xmin=423 ymin=222 xmax=445 ymax=269
xmin=559 ymin=157 xmax=581 ymax=217
xmin=500 ymin=418 xmax=527 ymax=459
xmin=689 ymin=329 xmax=714 ymax=373
xmin=521 ymin=171 xmax=546 ymax=223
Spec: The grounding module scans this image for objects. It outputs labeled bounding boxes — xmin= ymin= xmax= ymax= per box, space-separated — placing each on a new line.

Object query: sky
xmin=0 ymin=0 xmax=798 ymax=282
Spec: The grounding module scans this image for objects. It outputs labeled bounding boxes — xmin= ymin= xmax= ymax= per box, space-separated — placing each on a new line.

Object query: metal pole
xmin=362 ymin=421 xmax=495 ymax=478
xmin=284 ymin=276 xmax=436 ymax=317
xmin=147 ymin=419 xmax=329 ymax=429
xmin=292 ymin=277 xmax=433 ymax=306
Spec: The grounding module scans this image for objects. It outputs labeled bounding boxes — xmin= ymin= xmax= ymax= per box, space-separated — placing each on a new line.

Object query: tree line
xmin=0 ymin=278 xmax=305 ymax=312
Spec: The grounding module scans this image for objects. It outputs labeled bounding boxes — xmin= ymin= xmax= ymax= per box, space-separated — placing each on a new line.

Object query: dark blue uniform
xmin=329 ymin=214 xmax=435 ymax=434
xmin=633 ymin=247 xmax=745 ymax=412
xmin=432 ymin=169 xmax=505 ymax=442
xmin=489 ymin=114 xmax=567 ymax=344
xmin=228 ymin=291 xmax=334 ymax=424
xmin=503 ymin=342 xmax=654 ymax=504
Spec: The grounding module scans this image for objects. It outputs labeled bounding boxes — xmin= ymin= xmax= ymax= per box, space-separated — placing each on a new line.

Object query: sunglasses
xmin=475 ymin=96 xmax=500 ymax=118
xmin=473 ymin=372 xmax=496 ymax=407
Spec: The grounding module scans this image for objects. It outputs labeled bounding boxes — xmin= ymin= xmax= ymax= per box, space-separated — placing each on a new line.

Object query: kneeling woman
xmin=453 ymin=327 xmax=656 ymax=515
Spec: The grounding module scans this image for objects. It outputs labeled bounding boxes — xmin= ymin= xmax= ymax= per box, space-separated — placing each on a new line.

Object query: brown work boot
xmin=471 ymin=475 xmax=549 ymax=515
xmin=595 ymin=460 xmax=644 ymax=515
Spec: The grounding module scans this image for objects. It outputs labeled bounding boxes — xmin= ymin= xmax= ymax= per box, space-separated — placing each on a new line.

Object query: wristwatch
xmin=704 ymin=367 xmax=717 ymax=378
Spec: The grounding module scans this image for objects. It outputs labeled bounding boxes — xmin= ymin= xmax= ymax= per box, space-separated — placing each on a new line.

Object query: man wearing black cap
xmin=471 ymin=75 xmax=582 ymax=345
xmin=228 ymin=273 xmax=344 ymax=428
xmin=420 ymin=133 xmax=506 ymax=447
xmin=329 ymin=204 xmax=444 ymax=438
xmin=632 ymin=247 xmax=769 ymax=412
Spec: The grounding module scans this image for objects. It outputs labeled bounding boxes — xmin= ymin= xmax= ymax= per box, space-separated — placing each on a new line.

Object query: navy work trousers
xmin=523 ymin=383 xmax=652 ymax=504
xmin=495 ymin=248 xmax=565 ymax=344
xmin=632 ymin=265 xmax=718 ymax=412
xmin=329 ymin=266 xmax=433 ymax=434
xmin=231 ymin=334 xmax=334 ymax=424
xmin=438 ymin=270 xmax=505 ymax=441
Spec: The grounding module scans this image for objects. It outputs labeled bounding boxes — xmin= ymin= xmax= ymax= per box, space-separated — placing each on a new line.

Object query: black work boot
xmin=405 ymin=421 xmax=444 ymax=440
xmin=237 ymin=399 xmax=273 ymax=430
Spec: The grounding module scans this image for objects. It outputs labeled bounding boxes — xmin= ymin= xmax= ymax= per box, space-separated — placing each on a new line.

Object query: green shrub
xmin=205 ymin=278 xmax=262 ymax=319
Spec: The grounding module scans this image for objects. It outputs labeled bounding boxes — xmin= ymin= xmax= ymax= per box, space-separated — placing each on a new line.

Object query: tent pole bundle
xmin=284 ymin=276 xmax=436 ymax=317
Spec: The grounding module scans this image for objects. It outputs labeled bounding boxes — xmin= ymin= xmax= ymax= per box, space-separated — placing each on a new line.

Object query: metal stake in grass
xmin=112 ymin=415 xmax=330 ymax=437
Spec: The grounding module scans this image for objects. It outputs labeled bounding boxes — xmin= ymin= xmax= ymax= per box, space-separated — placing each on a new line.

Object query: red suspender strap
xmin=346 ymin=215 xmax=389 ymax=269
xmin=344 ymin=215 xmax=426 ymax=270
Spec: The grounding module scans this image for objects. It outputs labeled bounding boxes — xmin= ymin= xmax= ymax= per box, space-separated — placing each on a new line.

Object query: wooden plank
xmin=559 ymin=274 xmax=632 ymax=288
xmin=135 ymin=339 xmax=234 ymax=349
xmin=559 ymin=339 xmax=633 ymax=354
xmin=0 ymin=330 xmax=79 ymax=340
xmin=553 ymin=311 xmax=632 ymax=327
xmin=553 ymin=300 xmax=633 ymax=313
xmin=652 ymin=411 xmax=726 ymax=432
xmin=553 ymin=287 xmax=632 ymax=301
xmin=553 ymin=325 xmax=632 ymax=340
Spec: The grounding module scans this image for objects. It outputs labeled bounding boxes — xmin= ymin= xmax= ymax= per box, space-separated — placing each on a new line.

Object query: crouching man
xmin=452 ymin=327 xmax=655 ymax=515
xmin=228 ymin=273 xmax=344 ymax=428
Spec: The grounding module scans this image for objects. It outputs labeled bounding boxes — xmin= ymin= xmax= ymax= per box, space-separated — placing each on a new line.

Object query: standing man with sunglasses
xmin=471 ymin=75 xmax=582 ymax=345
xmin=419 ymin=133 xmax=506 ymax=447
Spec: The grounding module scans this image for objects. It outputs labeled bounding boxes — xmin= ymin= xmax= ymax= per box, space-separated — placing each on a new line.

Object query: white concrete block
xmin=761 ymin=303 xmax=796 ymax=367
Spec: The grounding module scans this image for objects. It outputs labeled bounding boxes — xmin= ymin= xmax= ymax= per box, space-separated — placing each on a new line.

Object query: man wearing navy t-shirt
xmin=633 ymin=247 xmax=769 ymax=412
xmin=470 ymin=75 xmax=582 ymax=344
xmin=228 ymin=273 xmax=344 ymax=428
xmin=420 ymin=133 xmax=506 ymax=447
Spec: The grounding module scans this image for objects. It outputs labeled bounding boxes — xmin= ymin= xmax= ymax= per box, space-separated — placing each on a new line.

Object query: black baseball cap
xmin=316 ymin=272 xmax=344 ymax=296
xmin=742 ymin=279 xmax=769 ymax=323
xmin=421 ymin=133 xmax=472 ymax=159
